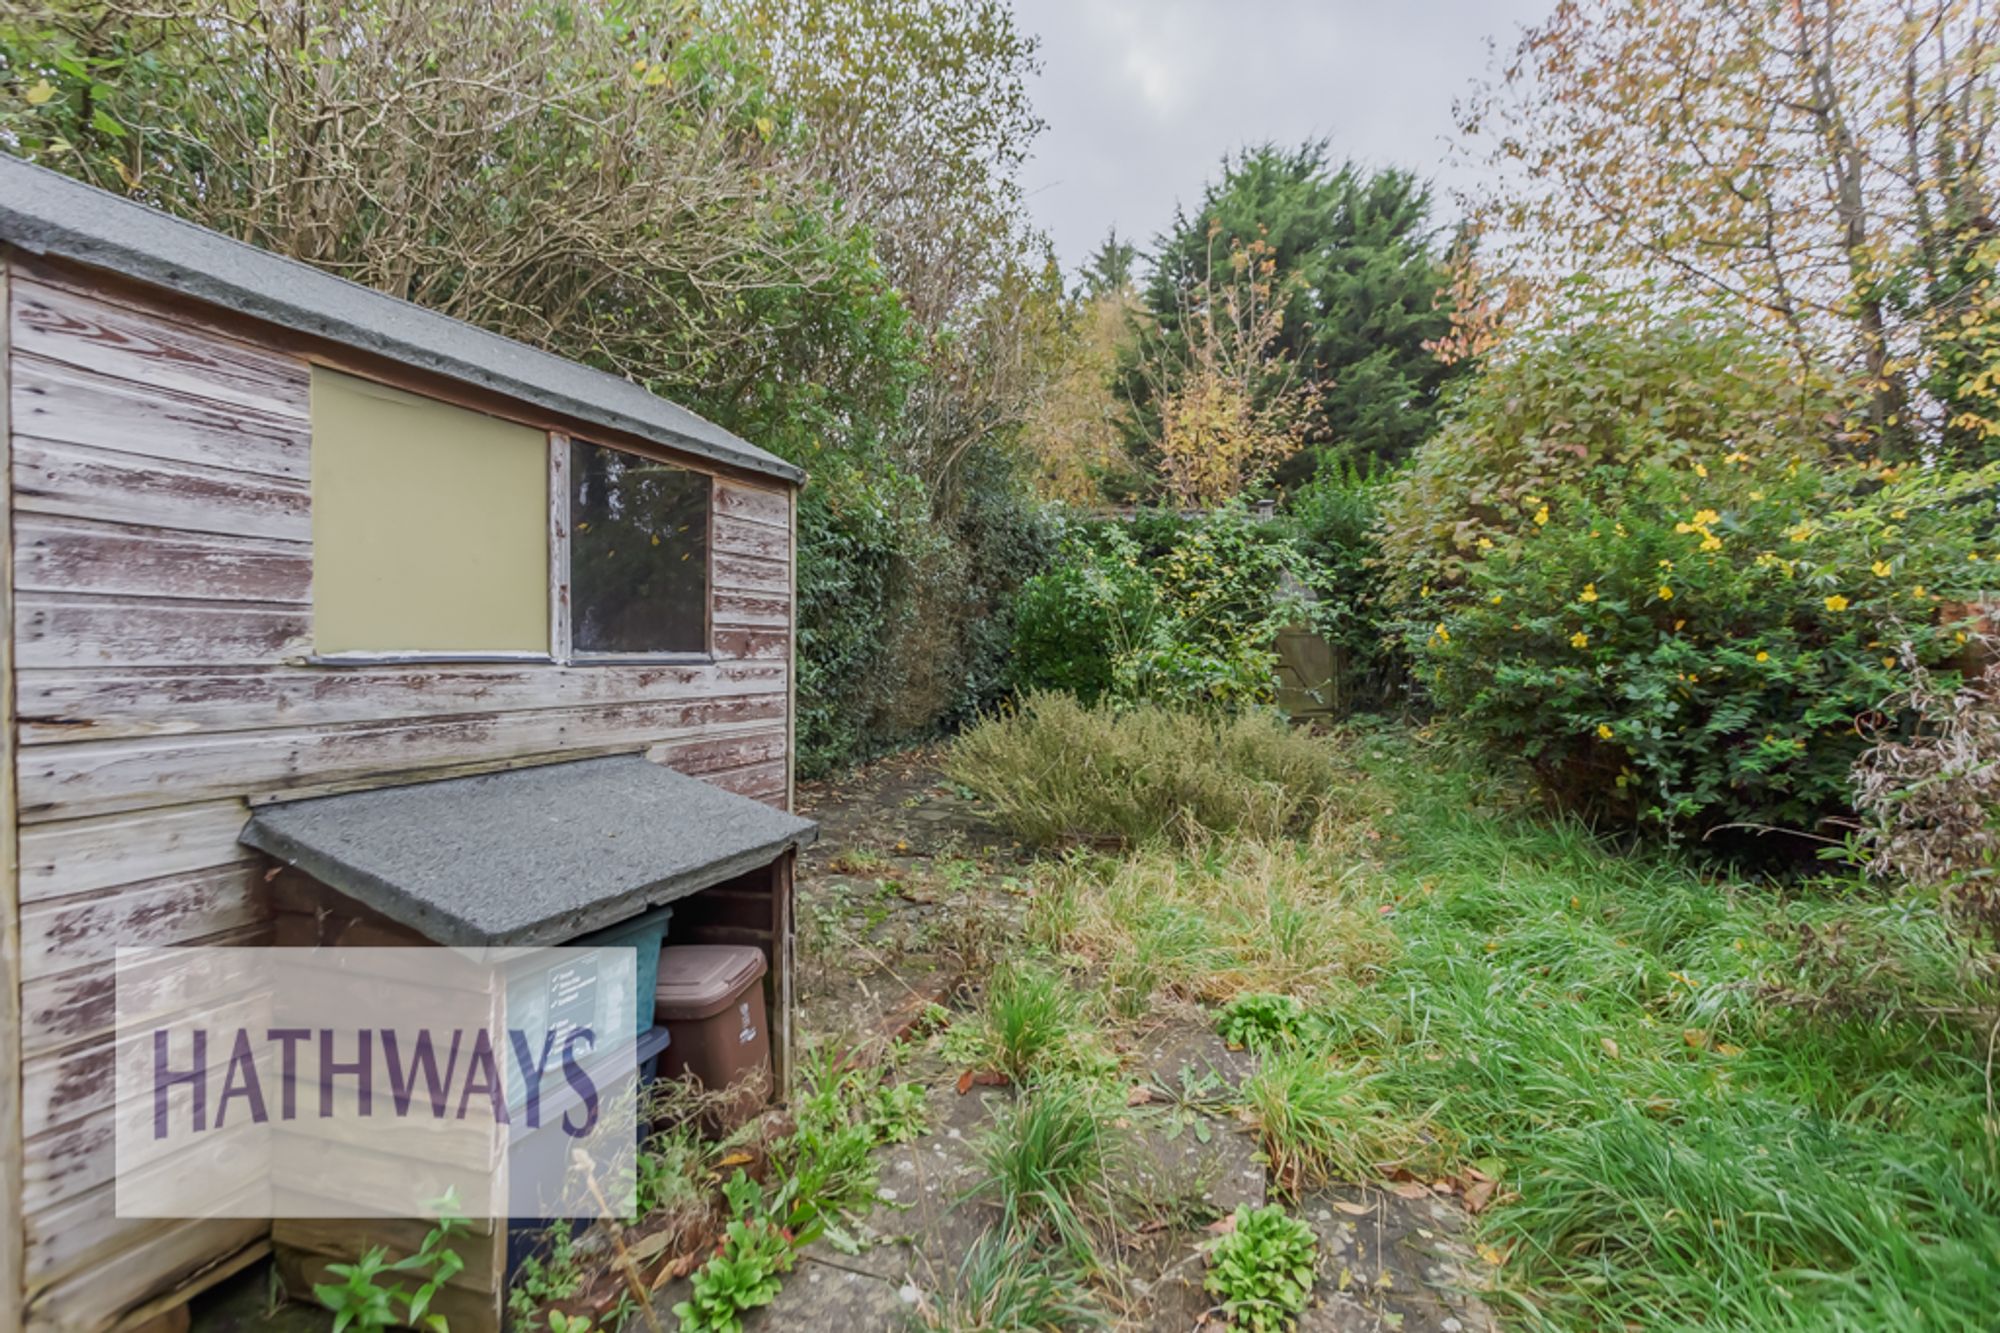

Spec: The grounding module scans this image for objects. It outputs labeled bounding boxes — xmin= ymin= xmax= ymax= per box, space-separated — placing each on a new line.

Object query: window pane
xmin=312 ymin=368 xmax=548 ymax=654
xmin=569 ymin=439 xmax=709 ymax=654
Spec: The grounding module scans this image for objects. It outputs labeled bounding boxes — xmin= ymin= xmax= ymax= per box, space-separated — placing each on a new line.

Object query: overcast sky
xmin=1010 ymin=0 xmax=1557 ymax=277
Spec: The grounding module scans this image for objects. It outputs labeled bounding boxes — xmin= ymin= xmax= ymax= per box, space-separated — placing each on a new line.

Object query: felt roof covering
xmin=0 ymin=153 xmax=804 ymax=485
xmin=240 ymin=755 xmax=817 ymax=947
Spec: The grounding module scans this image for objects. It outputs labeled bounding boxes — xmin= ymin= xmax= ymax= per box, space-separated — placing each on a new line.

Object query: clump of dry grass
xmin=946 ymin=692 xmax=1357 ymax=849
xmin=1029 ymin=817 xmax=1395 ymax=1007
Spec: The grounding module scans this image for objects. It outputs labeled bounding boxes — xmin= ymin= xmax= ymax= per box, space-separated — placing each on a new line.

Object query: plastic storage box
xmin=654 ymin=945 xmax=771 ymax=1128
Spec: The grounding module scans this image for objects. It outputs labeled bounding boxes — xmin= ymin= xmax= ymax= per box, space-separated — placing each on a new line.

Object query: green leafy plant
xmin=1217 ymin=994 xmax=1317 ymax=1050
xmin=506 ymin=1225 xmax=584 ymax=1329
xmin=1010 ymin=509 xmax=1320 ymax=711
xmin=866 ymin=1080 xmax=930 ymax=1143
xmin=671 ymin=1215 xmax=795 ymax=1333
xmin=315 ymin=1199 xmax=468 ymax=1333
xmin=1203 ymin=1205 xmax=1319 ymax=1332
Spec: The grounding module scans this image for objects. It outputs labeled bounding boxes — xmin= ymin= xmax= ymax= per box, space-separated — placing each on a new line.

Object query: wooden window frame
xmin=556 ymin=432 xmax=715 ymax=667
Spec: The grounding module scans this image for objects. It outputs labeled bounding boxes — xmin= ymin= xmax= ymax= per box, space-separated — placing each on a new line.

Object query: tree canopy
xmin=1125 ymin=142 xmax=1466 ymax=486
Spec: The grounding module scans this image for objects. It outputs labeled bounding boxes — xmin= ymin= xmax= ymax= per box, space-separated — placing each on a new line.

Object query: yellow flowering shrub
xmin=1382 ymin=307 xmax=1997 ymax=851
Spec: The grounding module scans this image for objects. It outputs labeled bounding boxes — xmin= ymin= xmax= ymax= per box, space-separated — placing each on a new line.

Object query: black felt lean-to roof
xmin=0 ymin=153 xmax=803 ymax=485
xmin=241 ymin=755 xmax=817 ymax=947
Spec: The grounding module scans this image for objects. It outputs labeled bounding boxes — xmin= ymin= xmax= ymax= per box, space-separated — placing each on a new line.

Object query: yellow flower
xmin=1693 ymin=462 xmax=1709 ymax=477
xmin=1912 ymin=585 xmax=1928 ymax=600
xmin=1580 ymin=583 xmax=1598 ymax=603
xmin=1597 ymin=724 xmax=1615 ymax=740
xmin=1659 ymin=559 xmax=1674 ymax=569
xmin=1700 ymin=534 xmax=1723 ymax=551
xmin=1871 ymin=560 xmax=1892 ymax=577
xmin=1750 ymin=490 xmax=1765 ymax=501
xmin=1489 ymin=593 xmax=1504 ymax=604
xmin=1692 ymin=509 xmax=1720 ymax=526
xmin=1533 ymin=505 xmax=1550 ymax=526
xmin=1892 ymin=509 xmax=1907 ymax=519
xmin=1476 ymin=537 xmax=1494 ymax=550
xmin=1571 ymin=631 xmax=1590 ymax=649
xmin=1420 ymin=584 xmax=1432 ymax=598
xmin=1755 ymin=650 xmax=1769 ymax=662
xmin=1789 ymin=525 xmax=1813 ymax=543
xmin=1824 ymin=594 xmax=1850 ymax=612
xmin=1658 ymin=585 xmax=1675 ymax=601
xmin=1883 ymin=656 xmax=1896 ymax=668
xmin=1433 ymin=622 xmax=1450 ymax=643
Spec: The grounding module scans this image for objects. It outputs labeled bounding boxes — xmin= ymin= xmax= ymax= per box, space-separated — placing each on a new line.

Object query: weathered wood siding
xmin=3 ymin=257 xmax=796 ymax=1330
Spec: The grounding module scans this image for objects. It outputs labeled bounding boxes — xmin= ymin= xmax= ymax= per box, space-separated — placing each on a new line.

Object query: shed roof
xmin=240 ymin=755 xmax=817 ymax=947
xmin=0 ymin=154 xmax=803 ymax=485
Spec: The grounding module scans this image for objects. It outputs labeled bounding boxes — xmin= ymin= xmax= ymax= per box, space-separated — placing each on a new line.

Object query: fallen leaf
xmin=1475 ymin=1242 xmax=1508 ymax=1267
xmin=1387 ymin=1180 xmax=1431 ymax=1201
xmin=1601 ymin=1037 xmax=1621 ymax=1059
xmin=1332 ymin=1200 xmax=1374 ymax=1217
xmin=624 ymin=1232 xmax=672 ymax=1264
xmin=717 ymin=1151 xmax=754 ymax=1167
xmin=1464 ymin=1179 xmax=1498 ymax=1214
xmin=956 ymin=1069 xmax=974 ymax=1096
xmin=1205 ymin=1214 xmax=1238 ymax=1236
xmin=1126 ymin=1085 xmax=1154 ymax=1106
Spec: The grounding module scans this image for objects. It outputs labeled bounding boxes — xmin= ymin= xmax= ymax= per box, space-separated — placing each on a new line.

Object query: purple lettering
xmin=152 ymin=1027 xmax=207 ymax=1140
xmin=215 ymin=1028 xmax=268 ymax=1128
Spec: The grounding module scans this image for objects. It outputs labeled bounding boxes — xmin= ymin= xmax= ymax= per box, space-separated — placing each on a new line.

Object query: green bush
xmin=1279 ymin=459 xmax=1399 ymax=712
xmin=1009 ymin=509 xmax=1317 ymax=711
xmin=946 ymin=693 xmax=1344 ymax=847
xmin=1381 ymin=304 xmax=1996 ymax=848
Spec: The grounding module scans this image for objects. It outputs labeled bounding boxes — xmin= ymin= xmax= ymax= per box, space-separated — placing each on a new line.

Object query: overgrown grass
xmin=1030 ymin=820 xmax=1394 ymax=1006
xmin=1239 ymin=1045 xmax=1414 ymax=1193
xmin=947 ymin=692 xmax=1357 ymax=847
xmin=918 ymin=1233 xmax=1106 ymax=1331
xmin=942 ymin=958 xmax=1121 ymax=1084
xmin=971 ymin=1079 xmax=1133 ymax=1266
xmin=1323 ymin=726 xmax=2000 ymax=1330
xmin=977 ymin=712 xmax=2000 ymax=1327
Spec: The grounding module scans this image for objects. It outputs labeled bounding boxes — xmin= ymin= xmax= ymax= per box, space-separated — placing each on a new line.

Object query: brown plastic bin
xmin=655 ymin=945 xmax=771 ymax=1128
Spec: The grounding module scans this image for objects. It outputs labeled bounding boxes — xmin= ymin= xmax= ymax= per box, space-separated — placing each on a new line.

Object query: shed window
xmin=311 ymin=368 xmax=549 ymax=655
xmin=569 ymin=438 xmax=710 ymax=655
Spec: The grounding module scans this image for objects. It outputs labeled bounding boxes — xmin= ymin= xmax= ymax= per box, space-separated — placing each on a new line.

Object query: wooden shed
xmin=0 ymin=155 xmax=812 ymax=1332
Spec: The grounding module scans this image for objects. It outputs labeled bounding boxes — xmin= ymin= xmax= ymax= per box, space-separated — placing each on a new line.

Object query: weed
xmin=314 ymin=1196 xmax=467 ymax=1333
xmin=944 ymin=959 xmax=1117 ymax=1085
xmin=1202 ymin=1205 xmax=1318 ymax=1333
xmin=506 ymin=1224 xmax=583 ymax=1328
xmin=1141 ymin=1063 xmax=1230 ymax=1145
xmin=1216 ymin=994 xmax=1316 ymax=1051
xmin=916 ymin=1231 xmax=1106 ymax=1331
xmin=866 ymin=1080 xmax=930 ymax=1144
xmin=1240 ymin=1046 xmax=1413 ymax=1194
xmin=670 ymin=1215 xmax=793 ymax=1333
xmin=948 ymin=694 xmax=1358 ymax=848
xmin=971 ymin=1080 xmax=1130 ymax=1266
